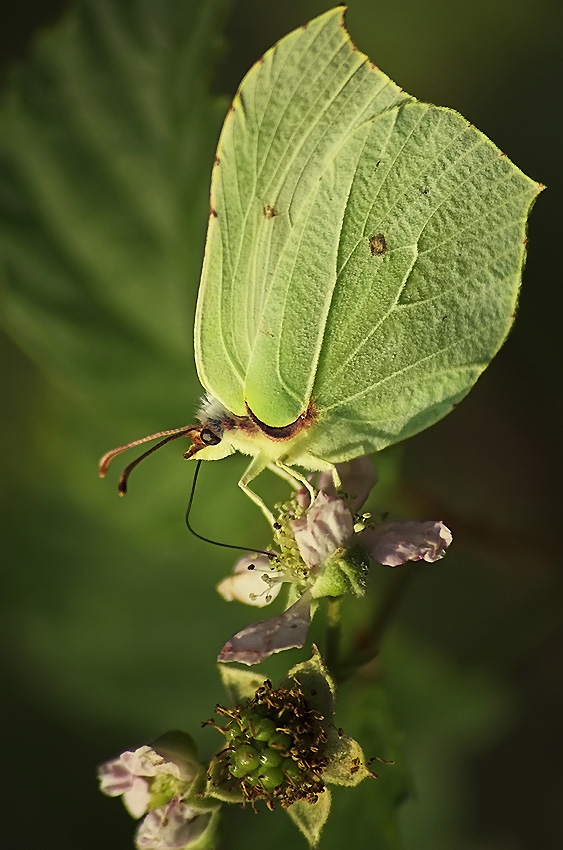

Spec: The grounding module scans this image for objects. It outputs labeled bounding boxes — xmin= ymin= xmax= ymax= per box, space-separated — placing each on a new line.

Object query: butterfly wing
xmin=305 ymin=102 xmax=541 ymax=462
xmin=195 ymin=6 xmax=540 ymax=461
xmin=194 ymin=7 xmax=408 ymax=425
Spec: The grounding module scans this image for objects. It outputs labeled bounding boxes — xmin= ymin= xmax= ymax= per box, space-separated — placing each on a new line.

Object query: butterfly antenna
xmin=99 ymin=426 xmax=196 ymax=496
xmin=185 ymin=460 xmax=276 ymax=559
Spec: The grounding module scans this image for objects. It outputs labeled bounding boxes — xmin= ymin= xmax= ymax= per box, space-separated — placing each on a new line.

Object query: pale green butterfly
xmin=100 ymin=7 xmax=541 ymax=523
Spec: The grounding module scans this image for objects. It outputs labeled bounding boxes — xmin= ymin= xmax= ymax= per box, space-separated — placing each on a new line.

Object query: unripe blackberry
xmin=206 ymin=678 xmax=329 ymax=809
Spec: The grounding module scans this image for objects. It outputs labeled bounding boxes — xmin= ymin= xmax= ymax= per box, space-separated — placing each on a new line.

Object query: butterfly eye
xmin=200 ymin=427 xmax=221 ymax=446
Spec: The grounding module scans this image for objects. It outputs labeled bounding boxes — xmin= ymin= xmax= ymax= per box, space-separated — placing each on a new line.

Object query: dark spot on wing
xmin=369 ymin=233 xmax=387 ymax=256
xmin=263 ymin=204 xmax=276 ymax=219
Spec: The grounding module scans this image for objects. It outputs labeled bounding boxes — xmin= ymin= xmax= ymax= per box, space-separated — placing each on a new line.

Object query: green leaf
xmin=0 ymin=0 xmax=244 ymax=741
xmin=0 ymin=0 xmax=227 ymax=420
xmin=284 ymin=645 xmax=336 ymax=720
xmin=322 ymin=727 xmax=372 ymax=787
xmin=319 ymin=677 xmax=409 ymax=850
xmin=218 ymin=664 xmax=266 ymax=705
xmin=286 ymin=788 xmax=332 ymax=848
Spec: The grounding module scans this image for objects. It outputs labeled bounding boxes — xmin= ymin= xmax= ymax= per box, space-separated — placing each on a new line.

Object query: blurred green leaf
xmin=0 ymin=0 xmax=249 ymax=737
xmin=0 ymin=0 xmax=226 ymax=421
xmin=320 ymin=675 xmax=409 ymax=850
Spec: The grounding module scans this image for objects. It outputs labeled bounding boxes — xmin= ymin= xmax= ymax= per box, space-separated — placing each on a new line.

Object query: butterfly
xmin=100 ymin=7 xmax=540 ymax=523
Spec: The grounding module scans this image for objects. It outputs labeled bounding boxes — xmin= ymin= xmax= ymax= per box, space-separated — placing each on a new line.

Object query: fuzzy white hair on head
xmin=197 ymin=393 xmax=232 ymax=426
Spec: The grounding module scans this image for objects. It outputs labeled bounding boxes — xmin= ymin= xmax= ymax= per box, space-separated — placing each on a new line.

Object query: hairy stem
xmin=338 ymin=566 xmax=416 ymax=681
xmin=326 ymin=597 xmax=343 ymax=676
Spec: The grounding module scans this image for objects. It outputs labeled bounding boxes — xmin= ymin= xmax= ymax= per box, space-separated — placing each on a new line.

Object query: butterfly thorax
xmin=192 ymin=393 xmax=325 ymax=469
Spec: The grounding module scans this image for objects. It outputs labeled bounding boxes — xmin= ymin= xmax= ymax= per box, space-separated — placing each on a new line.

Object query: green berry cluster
xmin=205 ymin=679 xmax=328 ymax=809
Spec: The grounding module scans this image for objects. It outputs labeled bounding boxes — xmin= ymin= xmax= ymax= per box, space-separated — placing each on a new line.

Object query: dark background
xmin=1 ymin=1 xmax=561 ymax=848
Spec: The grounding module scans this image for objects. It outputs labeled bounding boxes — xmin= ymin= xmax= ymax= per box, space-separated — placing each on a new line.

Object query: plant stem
xmin=338 ymin=565 xmax=415 ymax=681
xmin=326 ymin=597 xmax=342 ymax=676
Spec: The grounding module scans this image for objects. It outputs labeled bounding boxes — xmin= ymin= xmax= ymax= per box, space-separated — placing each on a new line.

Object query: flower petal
xmin=123 ymin=776 xmax=152 ymax=818
xmin=291 ymin=492 xmax=353 ymax=569
xmin=135 ymin=798 xmax=210 ymax=849
xmin=334 ymin=456 xmax=377 ymax=512
xmin=122 ymin=746 xmax=183 ymax=780
xmin=217 ymin=592 xmax=312 ymax=666
xmin=363 ymin=520 xmax=453 ymax=566
xmin=217 ymin=554 xmax=282 ymax=607
xmin=98 ymin=757 xmax=136 ymax=798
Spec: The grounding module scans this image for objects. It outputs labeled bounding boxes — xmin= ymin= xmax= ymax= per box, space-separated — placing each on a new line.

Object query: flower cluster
xmin=206 ymin=678 xmax=329 ymax=809
xmin=203 ymin=649 xmax=378 ymax=843
xmin=98 ymin=732 xmax=217 ymax=850
xmin=98 ymin=456 xmax=451 ymax=847
xmin=218 ymin=457 xmax=452 ymax=665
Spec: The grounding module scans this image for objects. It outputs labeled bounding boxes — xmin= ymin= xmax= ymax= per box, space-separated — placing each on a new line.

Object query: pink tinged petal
xmin=217 ymin=554 xmax=282 ymax=607
xmin=315 ymin=469 xmax=336 ymax=497
xmin=98 ymin=758 xmax=136 ymax=798
xmin=123 ymin=776 xmax=152 ymax=818
xmin=291 ymin=492 xmax=354 ymax=569
xmin=135 ymin=799 xmax=210 ymax=850
xmin=217 ymin=592 xmax=312 ymax=666
xmin=363 ymin=520 xmax=453 ymax=567
xmin=296 ymin=484 xmax=313 ymax=509
xmin=335 ymin=456 xmax=377 ymax=512
xmin=122 ymin=746 xmax=182 ymax=780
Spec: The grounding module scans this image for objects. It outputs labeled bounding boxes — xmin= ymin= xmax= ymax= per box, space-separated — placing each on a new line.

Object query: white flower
xmin=98 ymin=737 xmax=199 ymax=818
xmin=135 ymin=798 xmax=211 ymax=850
xmin=363 ymin=520 xmax=453 ymax=566
xmin=217 ymin=591 xmax=312 ymax=666
xmin=217 ymin=457 xmax=453 ymax=665
xmin=217 ymin=553 xmax=283 ymax=607
xmin=291 ymin=491 xmax=354 ymax=569
xmin=99 ymin=755 xmax=151 ymax=817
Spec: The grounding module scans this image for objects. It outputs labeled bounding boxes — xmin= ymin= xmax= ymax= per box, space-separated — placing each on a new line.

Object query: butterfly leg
xmin=331 ymin=465 xmax=342 ymax=490
xmin=270 ymin=461 xmax=316 ymax=504
xmin=239 ymin=455 xmax=276 ymax=527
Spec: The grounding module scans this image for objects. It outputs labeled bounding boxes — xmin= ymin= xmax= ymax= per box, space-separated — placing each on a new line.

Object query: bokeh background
xmin=1 ymin=1 xmax=561 ymax=848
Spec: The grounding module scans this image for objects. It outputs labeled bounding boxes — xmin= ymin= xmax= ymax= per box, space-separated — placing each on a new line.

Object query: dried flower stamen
xmin=204 ymin=679 xmax=330 ymax=809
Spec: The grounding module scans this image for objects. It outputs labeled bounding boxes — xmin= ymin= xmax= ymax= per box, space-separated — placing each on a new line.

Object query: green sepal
xmin=322 ymin=726 xmax=373 ymax=787
xmin=205 ymin=758 xmax=245 ymax=804
xmin=147 ymin=730 xmax=209 ymax=811
xmin=186 ymin=809 xmax=222 ymax=850
xmin=286 ymin=788 xmax=332 ymax=847
xmin=283 ymin=645 xmax=335 ymax=719
xmin=148 ymin=773 xmax=191 ymax=811
xmin=218 ymin=664 xmax=266 ymax=705
xmin=181 ymin=768 xmax=223 ymax=813
xmin=151 ymin=730 xmax=203 ymax=781
xmin=311 ymin=546 xmax=369 ymax=599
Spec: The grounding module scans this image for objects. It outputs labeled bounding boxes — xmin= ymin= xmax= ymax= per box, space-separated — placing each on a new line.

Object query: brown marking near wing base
xmin=245 ymin=400 xmax=317 ymax=441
